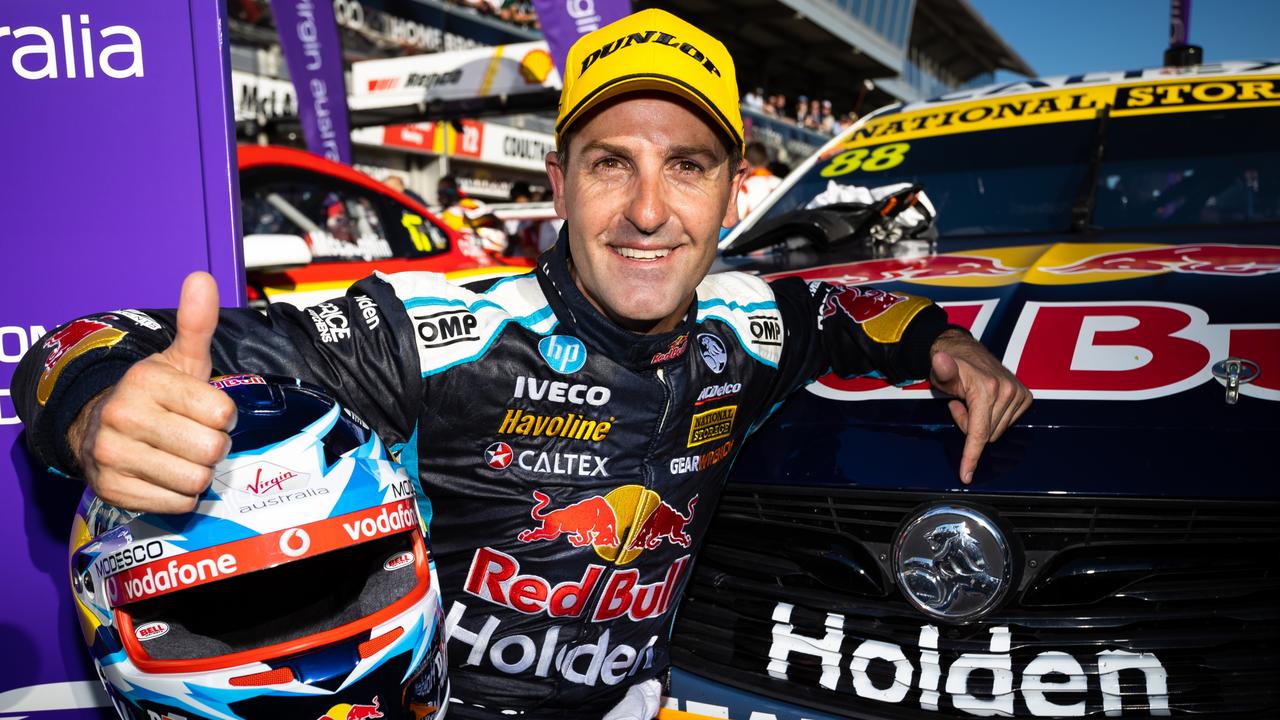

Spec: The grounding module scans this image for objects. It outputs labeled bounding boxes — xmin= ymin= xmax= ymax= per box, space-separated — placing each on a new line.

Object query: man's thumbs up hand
xmin=70 ymin=272 xmax=237 ymax=513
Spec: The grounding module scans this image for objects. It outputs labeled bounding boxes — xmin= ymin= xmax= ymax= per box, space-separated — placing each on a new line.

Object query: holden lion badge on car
xmin=893 ymin=505 xmax=1012 ymax=622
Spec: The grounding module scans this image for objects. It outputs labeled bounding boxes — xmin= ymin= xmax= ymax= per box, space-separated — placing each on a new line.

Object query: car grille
xmin=670 ymin=485 xmax=1280 ymax=718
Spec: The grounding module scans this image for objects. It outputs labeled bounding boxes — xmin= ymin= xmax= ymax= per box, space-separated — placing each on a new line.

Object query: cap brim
xmin=557 ymin=74 xmax=744 ymax=152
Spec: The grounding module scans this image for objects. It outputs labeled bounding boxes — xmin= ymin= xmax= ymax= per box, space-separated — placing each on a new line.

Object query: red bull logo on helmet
xmin=517 ymin=485 xmax=699 ymax=565
xmin=317 ymin=696 xmax=382 ymax=720
xmin=1045 ymin=243 xmax=1280 ymax=277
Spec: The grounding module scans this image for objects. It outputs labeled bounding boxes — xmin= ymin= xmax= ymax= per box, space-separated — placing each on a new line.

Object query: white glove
xmin=601 ymin=678 xmax=663 ymax=720
xmin=806 ymin=180 xmax=937 ymax=235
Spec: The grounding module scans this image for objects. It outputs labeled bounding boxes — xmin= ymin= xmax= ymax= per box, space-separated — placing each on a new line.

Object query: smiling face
xmin=546 ymin=93 xmax=747 ymax=334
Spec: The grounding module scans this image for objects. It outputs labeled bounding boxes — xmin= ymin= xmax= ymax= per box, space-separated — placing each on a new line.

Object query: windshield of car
xmin=752 ymin=102 xmax=1280 ymax=240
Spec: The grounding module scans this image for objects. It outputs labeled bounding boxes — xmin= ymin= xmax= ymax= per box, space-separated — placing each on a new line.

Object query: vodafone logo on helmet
xmin=279 ymin=528 xmax=311 ymax=557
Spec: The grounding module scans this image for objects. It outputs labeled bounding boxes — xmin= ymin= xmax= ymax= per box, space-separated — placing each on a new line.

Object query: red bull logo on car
xmin=1044 ymin=243 xmax=1280 ymax=277
xmin=517 ymin=485 xmax=699 ymax=565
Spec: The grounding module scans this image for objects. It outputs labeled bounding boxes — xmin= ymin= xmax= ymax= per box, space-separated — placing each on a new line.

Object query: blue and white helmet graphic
xmin=67 ymin=375 xmax=448 ymax=720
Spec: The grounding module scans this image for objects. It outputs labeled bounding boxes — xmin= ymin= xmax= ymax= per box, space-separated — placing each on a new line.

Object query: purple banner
xmin=1169 ymin=0 xmax=1192 ymax=46
xmin=0 ymin=0 xmax=241 ymax=716
xmin=531 ymin=0 xmax=633 ymax=74
xmin=270 ymin=0 xmax=352 ymax=163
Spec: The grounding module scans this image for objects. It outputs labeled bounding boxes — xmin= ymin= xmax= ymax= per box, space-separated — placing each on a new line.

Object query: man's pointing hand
xmin=928 ymin=329 xmax=1032 ymax=485
xmin=70 ymin=272 xmax=237 ymax=513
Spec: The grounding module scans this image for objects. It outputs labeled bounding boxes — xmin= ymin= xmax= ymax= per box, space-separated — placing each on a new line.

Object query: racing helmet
xmin=68 ymin=375 xmax=448 ymax=720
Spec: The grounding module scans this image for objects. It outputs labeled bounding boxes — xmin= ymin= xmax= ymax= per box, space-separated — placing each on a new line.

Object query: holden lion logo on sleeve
xmin=697 ymin=333 xmax=727 ymax=373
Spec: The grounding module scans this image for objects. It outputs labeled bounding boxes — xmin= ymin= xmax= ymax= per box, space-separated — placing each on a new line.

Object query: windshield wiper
xmin=1071 ymin=105 xmax=1111 ymax=233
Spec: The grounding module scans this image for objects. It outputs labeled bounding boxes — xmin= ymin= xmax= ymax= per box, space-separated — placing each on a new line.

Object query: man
xmin=384 ymin=173 xmax=429 ymax=206
xmin=736 ymin=141 xmax=783 ymax=221
xmin=437 ymin=174 xmax=509 ymax=256
xmin=13 ymin=9 xmax=1028 ymax=718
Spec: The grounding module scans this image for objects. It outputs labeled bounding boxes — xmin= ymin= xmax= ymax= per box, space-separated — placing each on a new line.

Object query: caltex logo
xmin=485 ymin=442 xmax=514 ymax=469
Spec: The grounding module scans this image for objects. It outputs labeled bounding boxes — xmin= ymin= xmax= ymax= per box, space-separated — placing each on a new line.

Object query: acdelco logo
xmin=579 ymin=30 xmax=722 ymax=78
xmin=514 ymin=376 xmax=611 ymax=406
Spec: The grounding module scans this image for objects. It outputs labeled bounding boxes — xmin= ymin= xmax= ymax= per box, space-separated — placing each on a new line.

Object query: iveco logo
xmin=893 ymin=505 xmax=1012 ymax=622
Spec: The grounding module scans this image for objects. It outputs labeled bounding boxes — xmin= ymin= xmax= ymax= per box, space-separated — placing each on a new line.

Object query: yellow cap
xmin=555 ymin=9 xmax=744 ymax=153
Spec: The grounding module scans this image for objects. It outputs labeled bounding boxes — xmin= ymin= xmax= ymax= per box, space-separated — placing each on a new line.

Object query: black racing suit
xmin=15 ymin=238 xmax=949 ymax=717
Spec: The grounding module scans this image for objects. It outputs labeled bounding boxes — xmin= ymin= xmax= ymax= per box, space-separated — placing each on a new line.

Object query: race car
xmin=664 ymin=61 xmax=1280 ymax=718
xmin=239 ymin=145 xmax=531 ymax=308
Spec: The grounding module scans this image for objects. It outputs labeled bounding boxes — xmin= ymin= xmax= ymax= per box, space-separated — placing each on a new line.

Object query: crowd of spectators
xmin=448 ymin=0 xmax=540 ymax=30
xmin=741 ymin=87 xmax=858 ymax=135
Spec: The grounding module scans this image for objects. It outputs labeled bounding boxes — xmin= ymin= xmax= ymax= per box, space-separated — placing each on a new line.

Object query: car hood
xmin=717 ymin=227 xmax=1280 ymax=499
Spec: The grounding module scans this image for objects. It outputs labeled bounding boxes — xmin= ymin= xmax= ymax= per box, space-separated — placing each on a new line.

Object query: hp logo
xmin=538 ymin=335 xmax=587 ymax=374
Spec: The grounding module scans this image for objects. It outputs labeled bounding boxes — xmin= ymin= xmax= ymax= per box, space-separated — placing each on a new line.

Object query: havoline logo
xmin=497 ymin=408 xmax=613 ymax=442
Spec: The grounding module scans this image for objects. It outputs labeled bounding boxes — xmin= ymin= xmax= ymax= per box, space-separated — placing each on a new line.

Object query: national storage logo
xmin=687 ymin=405 xmax=736 ymax=447
xmin=836 ymin=73 xmax=1280 ymax=151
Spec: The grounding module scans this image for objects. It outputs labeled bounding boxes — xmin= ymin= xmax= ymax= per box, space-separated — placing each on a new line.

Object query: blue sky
xmin=968 ymin=0 xmax=1280 ymax=78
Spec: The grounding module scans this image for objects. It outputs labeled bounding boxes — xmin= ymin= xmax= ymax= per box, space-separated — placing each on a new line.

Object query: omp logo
xmin=579 ymin=29 xmax=722 ymax=78
xmin=498 ymin=409 xmax=613 ymax=442
xmin=539 ymin=335 xmax=586 ymax=374
xmin=687 ymin=405 xmax=736 ymax=447
xmin=414 ymin=309 xmax=479 ymax=348
xmin=1 ymin=15 xmax=144 ymax=80
xmin=748 ymin=314 xmax=781 ymax=347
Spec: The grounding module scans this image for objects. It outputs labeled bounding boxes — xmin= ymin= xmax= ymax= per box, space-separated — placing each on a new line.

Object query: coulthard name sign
xmin=0 ymin=1 xmax=241 ymax=717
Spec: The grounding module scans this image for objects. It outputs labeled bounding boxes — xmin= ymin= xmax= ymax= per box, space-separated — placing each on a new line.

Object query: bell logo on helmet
xmin=134 ymin=621 xmax=169 ymax=642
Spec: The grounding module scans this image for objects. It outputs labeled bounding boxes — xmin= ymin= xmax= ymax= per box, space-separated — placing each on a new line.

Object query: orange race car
xmin=238 ymin=145 xmax=532 ymax=308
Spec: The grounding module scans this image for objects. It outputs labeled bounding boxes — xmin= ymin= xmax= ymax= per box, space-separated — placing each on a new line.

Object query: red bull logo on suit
xmin=516 ymin=485 xmax=698 ymax=564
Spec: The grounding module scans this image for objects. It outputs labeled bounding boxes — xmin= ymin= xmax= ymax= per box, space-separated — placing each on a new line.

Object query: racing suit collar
xmin=536 ymin=226 xmax=697 ymax=371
